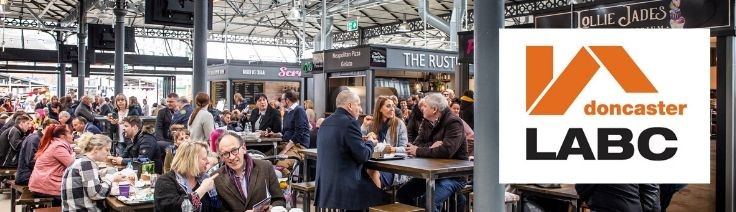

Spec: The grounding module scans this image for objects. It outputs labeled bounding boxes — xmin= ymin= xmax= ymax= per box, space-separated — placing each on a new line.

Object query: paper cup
xmin=119 ymin=183 xmax=130 ymax=197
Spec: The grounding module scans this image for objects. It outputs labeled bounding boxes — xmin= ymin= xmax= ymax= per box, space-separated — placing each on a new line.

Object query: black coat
xmin=155 ymin=108 xmax=174 ymax=142
xmin=406 ymin=104 xmax=423 ymax=143
xmin=154 ymin=171 xmax=220 ymax=212
xmin=120 ymin=131 xmax=163 ymax=174
xmin=0 ymin=126 xmax=29 ymax=167
xmin=315 ymin=108 xmax=387 ymax=210
xmin=576 ymin=184 xmax=661 ymax=212
xmin=459 ymin=97 xmax=474 ymax=130
xmin=248 ymin=107 xmax=282 ymax=133
xmin=15 ymin=132 xmax=40 ymax=185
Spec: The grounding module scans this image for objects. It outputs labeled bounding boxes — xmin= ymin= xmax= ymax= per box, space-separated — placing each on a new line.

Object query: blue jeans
xmin=397 ymin=178 xmax=466 ymax=212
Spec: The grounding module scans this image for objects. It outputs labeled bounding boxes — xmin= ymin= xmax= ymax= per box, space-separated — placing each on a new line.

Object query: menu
xmin=232 ymin=81 xmax=265 ymax=104
xmin=211 ymin=81 xmax=227 ymax=102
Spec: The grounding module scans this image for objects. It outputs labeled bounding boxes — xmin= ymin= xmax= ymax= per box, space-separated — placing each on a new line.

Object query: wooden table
xmin=243 ymin=136 xmax=282 ymax=155
xmin=0 ymin=167 xmax=17 ymax=177
xmin=511 ymin=184 xmax=581 ymax=212
xmin=106 ymin=197 xmax=155 ymax=212
xmin=299 ymin=148 xmax=474 ymax=211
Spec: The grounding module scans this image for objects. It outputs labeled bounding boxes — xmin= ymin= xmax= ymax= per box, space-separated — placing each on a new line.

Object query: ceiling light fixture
xmin=397 ymin=14 xmax=410 ymax=32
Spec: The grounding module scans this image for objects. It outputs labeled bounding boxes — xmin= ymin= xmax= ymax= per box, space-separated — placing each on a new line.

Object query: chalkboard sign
xmin=232 ymin=81 xmax=265 ymax=105
xmin=211 ymin=81 xmax=227 ymax=103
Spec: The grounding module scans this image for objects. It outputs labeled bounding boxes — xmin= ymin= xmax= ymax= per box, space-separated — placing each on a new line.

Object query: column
xmin=365 ymin=69 xmax=374 ymax=114
xmin=716 ymin=36 xmax=735 ymax=212
xmin=57 ymin=31 xmax=66 ymax=97
xmin=473 ymin=0 xmax=505 ymax=211
xmin=114 ymin=0 xmax=126 ymax=95
xmin=192 ymin=0 xmax=208 ymax=96
xmin=77 ymin=0 xmax=87 ymax=99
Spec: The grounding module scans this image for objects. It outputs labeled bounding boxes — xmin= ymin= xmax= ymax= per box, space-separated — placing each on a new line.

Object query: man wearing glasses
xmin=213 ymin=132 xmax=285 ymax=211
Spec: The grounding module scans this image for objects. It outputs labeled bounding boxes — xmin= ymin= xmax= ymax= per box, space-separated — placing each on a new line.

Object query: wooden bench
xmin=369 ymin=203 xmax=425 ymax=212
xmin=10 ymin=182 xmax=55 ymax=212
xmin=291 ymin=181 xmax=316 ymax=212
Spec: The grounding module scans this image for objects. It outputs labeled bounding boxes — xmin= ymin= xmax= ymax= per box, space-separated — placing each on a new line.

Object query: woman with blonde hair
xmin=107 ymin=94 xmax=143 ymax=152
xmin=61 ymin=133 xmax=126 ymax=210
xmin=304 ymin=99 xmax=317 ymax=129
xmin=188 ymin=92 xmax=215 ymax=142
xmin=155 ymin=141 xmax=221 ymax=211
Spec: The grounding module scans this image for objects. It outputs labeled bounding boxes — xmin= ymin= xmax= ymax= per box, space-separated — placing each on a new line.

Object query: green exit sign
xmin=347 ymin=19 xmax=358 ymax=31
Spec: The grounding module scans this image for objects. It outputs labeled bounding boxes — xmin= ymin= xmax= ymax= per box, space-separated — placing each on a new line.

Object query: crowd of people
xmin=0 ymin=85 xmax=685 ymax=212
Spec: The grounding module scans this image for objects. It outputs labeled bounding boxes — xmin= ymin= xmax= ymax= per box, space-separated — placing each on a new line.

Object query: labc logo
xmin=526 ymin=46 xmax=658 ymax=115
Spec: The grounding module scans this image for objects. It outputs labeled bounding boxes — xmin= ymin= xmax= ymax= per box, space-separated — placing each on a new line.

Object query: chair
xmin=291 ymin=181 xmax=316 ymax=212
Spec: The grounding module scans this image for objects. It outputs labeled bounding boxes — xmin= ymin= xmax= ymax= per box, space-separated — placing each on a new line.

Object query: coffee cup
xmin=119 ymin=182 xmax=130 ymax=197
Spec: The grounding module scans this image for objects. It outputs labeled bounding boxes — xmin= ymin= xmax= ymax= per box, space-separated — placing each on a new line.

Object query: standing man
xmin=213 ymin=132 xmax=286 ymax=211
xmin=108 ymin=116 xmax=163 ymax=174
xmin=172 ymin=97 xmax=192 ymax=126
xmin=74 ymin=96 xmax=96 ymax=125
xmin=276 ymin=90 xmax=310 ymax=176
xmin=35 ymin=98 xmax=48 ymax=110
xmin=155 ymin=93 xmax=179 ymax=142
xmin=315 ymin=90 xmax=387 ymax=211
xmin=398 ymin=93 xmax=469 ymax=212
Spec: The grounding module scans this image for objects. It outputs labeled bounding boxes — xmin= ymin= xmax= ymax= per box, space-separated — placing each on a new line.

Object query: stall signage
xmin=278 ymin=67 xmax=302 ymax=77
xmin=208 ymin=69 xmax=226 ymax=76
xmin=324 ymin=47 xmax=371 ymax=71
xmin=386 ymin=48 xmax=457 ymax=72
xmin=370 ymin=47 xmax=387 ymax=67
xmin=499 ymin=29 xmax=710 ymax=183
xmin=535 ymin=0 xmax=730 ymax=29
xmin=313 ymin=52 xmax=324 ymax=71
xmin=242 ymin=69 xmax=266 ymax=76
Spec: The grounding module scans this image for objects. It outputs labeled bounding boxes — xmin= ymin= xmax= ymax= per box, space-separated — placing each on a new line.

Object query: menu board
xmin=232 ymin=81 xmax=265 ymax=104
xmin=211 ymin=81 xmax=227 ymax=103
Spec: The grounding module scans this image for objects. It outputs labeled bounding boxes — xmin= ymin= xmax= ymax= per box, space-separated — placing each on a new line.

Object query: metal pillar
xmin=716 ymin=36 xmax=735 ymax=212
xmin=365 ymin=69 xmax=374 ymax=115
xmin=77 ymin=0 xmax=87 ymax=99
xmin=319 ymin=0 xmax=333 ymax=51
xmin=192 ymin=0 xmax=208 ymax=96
xmin=313 ymin=73 xmax=326 ymax=118
xmin=300 ymin=77 xmax=307 ymax=103
xmin=473 ymin=0 xmax=504 ymax=211
xmin=449 ymin=0 xmax=466 ymax=50
xmin=114 ymin=0 xmax=126 ymax=95
xmin=57 ymin=31 xmax=66 ymax=97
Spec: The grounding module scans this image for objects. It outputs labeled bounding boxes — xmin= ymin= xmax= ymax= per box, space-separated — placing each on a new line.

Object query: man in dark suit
xmin=71 ymin=117 xmax=101 ymax=136
xmin=315 ymin=90 xmax=387 ymax=211
xmin=214 ymin=132 xmax=285 ymax=211
xmin=275 ymin=90 xmax=310 ymax=177
xmin=249 ymin=94 xmax=282 ymax=133
xmin=155 ymin=93 xmax=179 ymax=142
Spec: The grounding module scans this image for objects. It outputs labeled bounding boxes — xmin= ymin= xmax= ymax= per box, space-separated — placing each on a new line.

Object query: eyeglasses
xmin=219 ymin=146 xmax=242 ymax=159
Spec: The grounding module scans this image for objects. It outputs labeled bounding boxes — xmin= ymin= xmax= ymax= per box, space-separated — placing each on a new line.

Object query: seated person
xmin=221 ymin=111 xmax=243 ymax=132
xmin=71 ymin=117 xmax=102 ymax=139
xmin=213 ymin=132 xmax=285 ymax=211
xmin=108 ymin=116 xmax=163 ymax=174
xmin=29 ymin=124 xmax=76 ymax=205
xmin=15 ymin=119 xmax=59 ymax=185
xmin=155 ymin=141 xmax=221 ymax=211
xmin=398 ymin=94 xmax=469 ymax=212
xmin=61 ymin=133 xmax=126 ymax=211
xmin=163 ymin=125 xmax=190 ymax=174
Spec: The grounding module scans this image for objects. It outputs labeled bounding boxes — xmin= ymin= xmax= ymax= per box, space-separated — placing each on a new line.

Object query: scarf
xmin=225 ymin=153 xmax=254 ymax=203
xmin=175 ymin=172 xmax=221 ymax=210
xmin=460 ymin=96 xmax=474 ymax=103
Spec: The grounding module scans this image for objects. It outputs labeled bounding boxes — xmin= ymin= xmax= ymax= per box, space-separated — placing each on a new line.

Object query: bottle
xmin=126 ymin=161 xmax=133 ymax=170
